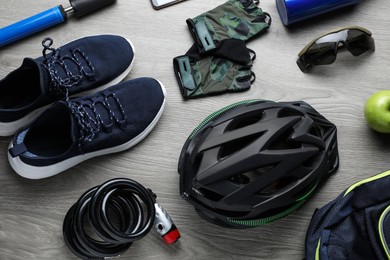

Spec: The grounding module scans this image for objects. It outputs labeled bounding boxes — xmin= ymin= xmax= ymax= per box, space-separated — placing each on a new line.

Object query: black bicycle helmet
xmin=178 ymin=100 xmax=339 ymax=228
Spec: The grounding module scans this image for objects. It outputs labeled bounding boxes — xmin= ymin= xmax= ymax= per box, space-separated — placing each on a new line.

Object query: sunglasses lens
xmin=347 ymin=29 xmax=375 ymax=56
xmin=299 ymin=42 xmax=337 ymax=70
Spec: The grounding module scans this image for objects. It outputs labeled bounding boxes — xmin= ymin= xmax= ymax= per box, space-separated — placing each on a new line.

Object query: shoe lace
xmin=42 ymin=37 xmax=96 ymax=100
xmin=67 ymin=92 xmax=127 ymax=150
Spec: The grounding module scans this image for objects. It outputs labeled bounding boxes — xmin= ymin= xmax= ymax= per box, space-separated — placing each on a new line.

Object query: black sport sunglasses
xmin=297 ymin=26 xmax=375 ymax=72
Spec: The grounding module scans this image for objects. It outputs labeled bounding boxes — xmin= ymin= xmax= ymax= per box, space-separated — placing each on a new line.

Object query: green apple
xmin=364 ymin=90 xmax=390 ymax=133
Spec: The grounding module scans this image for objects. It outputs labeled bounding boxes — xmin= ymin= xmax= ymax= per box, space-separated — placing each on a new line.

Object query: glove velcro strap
xmin=173 ymin=55 xmax=197 ymax=97
xmin=190 ymin=18 xmax=216 ymax=53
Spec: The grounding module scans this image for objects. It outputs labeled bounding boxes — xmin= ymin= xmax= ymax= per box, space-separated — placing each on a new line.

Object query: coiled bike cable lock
xmin=63 ymin=178 xmax=180 ymax=259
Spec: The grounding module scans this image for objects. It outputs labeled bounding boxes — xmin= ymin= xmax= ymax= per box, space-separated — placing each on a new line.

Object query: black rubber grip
xmin=69 ymin=0 xmax=117 ymax=18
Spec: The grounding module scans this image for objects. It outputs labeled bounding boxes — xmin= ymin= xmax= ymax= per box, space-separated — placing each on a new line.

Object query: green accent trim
xmin=344 ymin=170 xmax=390 ymax=197
xmin=228 ymin=200 xmax=306 ymax=227
xmin=315 ymin=239 xmax=321 ymax=260
xmin=189 ymin=99 xmax=265 ymax=139
xmin=378 ymin=204 xmax=390 ymax=259
xmin=296 ymin=183 xmax=318 ymax=202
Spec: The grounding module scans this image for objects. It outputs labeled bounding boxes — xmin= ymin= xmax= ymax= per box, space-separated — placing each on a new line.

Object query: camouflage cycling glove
xmin=173 ymin=39 xmax=256 ymax=98
xmin=187 ymin=0 xmax=271 ymax=54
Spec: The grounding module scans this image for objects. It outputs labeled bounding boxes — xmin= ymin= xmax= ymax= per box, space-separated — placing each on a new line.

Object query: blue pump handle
xmin=0 ymin=6 xmax=66 ymax=48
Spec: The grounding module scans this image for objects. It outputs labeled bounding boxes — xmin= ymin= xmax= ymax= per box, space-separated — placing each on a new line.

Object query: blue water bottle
xmin=276 ymin=0 xmax=363 ymax=26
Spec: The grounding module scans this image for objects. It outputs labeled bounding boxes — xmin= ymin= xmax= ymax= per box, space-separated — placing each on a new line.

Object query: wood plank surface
xmin=0 ymin=0 xmax=390 ymax=259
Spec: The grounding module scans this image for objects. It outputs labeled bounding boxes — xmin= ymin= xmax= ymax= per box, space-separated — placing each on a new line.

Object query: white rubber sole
xmin=8 ymin=80 xmax=167 ymax=180
xmin=0 ymin=37 xmax=136 ymax=137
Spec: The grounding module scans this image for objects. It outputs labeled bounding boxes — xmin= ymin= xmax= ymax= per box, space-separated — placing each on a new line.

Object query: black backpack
xmin=306 ymin=170 xmax=390 ymax=260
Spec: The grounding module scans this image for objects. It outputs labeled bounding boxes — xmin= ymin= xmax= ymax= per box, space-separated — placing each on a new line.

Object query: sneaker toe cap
xmin=115 ymin=77 xmax=166 ymax=131
xmin=84 ymin=35 xmax=135 ymax=78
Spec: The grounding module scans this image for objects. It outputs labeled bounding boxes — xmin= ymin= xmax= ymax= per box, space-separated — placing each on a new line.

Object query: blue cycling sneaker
xmin=0 ymin=35 xmax=135 ymax=136
xmin=8 ymin=77 xmax=166 ymax=179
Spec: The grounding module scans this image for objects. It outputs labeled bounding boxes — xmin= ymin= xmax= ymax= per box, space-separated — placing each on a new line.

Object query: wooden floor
xmin=1 ymin=0 xmax=390 ymax=259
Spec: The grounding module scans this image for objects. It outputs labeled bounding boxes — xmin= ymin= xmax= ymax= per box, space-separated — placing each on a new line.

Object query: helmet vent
xmin=219 ymin=132 xmax=263 ymax=159
xmin=197 ymin=188 xmax=224 ymax=201
xmin=231 ymin=166 xmax=274 ymax=185
xmin=230 ymin=174 xmax=250 ymax=184
xmin=227 ymin=112 xmax=264 ymax=131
